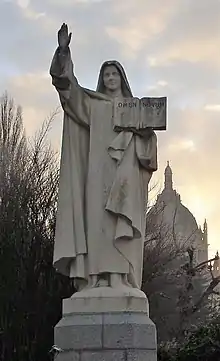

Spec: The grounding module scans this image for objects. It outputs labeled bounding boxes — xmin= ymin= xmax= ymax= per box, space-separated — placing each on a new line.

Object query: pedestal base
xmin=63 ymin=286 xmax=149 ymax=314
xmin=55 ymin=312 xmax=157 ymax=360
xmin=55 ymin=288 xmax=157 ymax=360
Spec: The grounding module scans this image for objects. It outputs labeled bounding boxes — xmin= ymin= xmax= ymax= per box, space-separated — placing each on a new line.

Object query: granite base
xmin=54 ymin=311 xmax=157 ymax=361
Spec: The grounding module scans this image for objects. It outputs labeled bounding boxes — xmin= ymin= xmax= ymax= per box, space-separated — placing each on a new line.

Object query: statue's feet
xmin=71 ymin=273 xmax=146 ymax=301
xmin=87 ymin=275 xmax=98 ymax=288
xmin=110 ymin=273 xmax=133 ymax=290
xmin=76 ymin=274 xmax=108 ymax=293
xmin=74 ymin=273 xmax=137 ymax=294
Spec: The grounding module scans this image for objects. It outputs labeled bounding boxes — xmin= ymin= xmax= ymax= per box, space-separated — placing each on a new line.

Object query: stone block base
xmin=54 ymin=312 xmax=157 ymax=361
xmin=55 ymin=349 xmax=156 ymax=361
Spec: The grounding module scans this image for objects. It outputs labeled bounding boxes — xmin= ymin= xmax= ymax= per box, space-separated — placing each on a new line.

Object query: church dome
xmin=146 ymin=162 xmax=204 ymax=259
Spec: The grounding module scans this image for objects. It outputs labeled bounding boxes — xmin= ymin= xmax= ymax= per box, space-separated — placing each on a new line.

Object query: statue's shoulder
xmin=83 ymin=88 xmax=111 ymax=101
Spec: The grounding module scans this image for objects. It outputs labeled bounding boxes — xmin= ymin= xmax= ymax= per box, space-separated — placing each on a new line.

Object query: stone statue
xmin=50 ymin=23 xmax=159 ymax=294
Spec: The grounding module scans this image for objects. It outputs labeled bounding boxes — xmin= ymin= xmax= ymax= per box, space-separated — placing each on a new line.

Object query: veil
xmin=96 ymin=60 xmax=133 ymax=97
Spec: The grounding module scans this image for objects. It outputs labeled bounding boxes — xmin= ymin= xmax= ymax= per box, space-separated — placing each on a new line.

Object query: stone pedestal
xmin=54 ymin=288 xmax=157 ymax=361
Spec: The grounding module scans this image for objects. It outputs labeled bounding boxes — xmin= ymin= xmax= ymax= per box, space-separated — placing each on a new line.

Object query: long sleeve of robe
xmin=50 ymin=48 xmax=90 ymax=278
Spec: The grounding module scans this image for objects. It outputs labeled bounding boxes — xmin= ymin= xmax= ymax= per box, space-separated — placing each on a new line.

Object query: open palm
xmin=58 ymin=23 xmax=72 ymax=49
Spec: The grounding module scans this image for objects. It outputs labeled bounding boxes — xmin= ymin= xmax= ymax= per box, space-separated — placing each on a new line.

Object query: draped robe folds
xmin=50 ymin=48 xmax=157 ymax=289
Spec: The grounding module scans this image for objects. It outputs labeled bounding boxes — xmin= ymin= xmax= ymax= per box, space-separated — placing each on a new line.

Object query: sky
xmin=0 ymin=0 xmax=220 ymax=257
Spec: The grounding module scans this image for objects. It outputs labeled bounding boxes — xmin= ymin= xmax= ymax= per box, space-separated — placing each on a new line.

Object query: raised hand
xmin=58 ymin=23 xmax=72 ymax=50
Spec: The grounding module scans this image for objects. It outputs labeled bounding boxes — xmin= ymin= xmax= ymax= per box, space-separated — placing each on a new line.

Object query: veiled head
xmin=96 ymin=60 xmax=133 ymax=97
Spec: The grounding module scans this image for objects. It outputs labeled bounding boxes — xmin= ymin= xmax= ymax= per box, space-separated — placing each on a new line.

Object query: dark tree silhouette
xmin=0 ymin=92 xmax=74 ymax=361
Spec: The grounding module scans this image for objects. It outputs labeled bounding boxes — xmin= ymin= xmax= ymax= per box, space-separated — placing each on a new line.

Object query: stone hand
xmin=58 ymin=23 xmax=72 ymax=50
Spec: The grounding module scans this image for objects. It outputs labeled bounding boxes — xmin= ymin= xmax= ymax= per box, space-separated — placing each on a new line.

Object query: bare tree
xmin=0 ymin=92 xmax=74 ymax=360
xmin=175 ymin=248 xmax=220 ymax=340
xmin=143 ymin=192 xmax=210 ymax=342
xmin=143 ymin=196 xmax=195 ymax=290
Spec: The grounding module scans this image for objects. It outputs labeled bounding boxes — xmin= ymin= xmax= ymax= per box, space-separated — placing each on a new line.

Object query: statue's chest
xmin=90 ymin=100 xmax=115 ymax=138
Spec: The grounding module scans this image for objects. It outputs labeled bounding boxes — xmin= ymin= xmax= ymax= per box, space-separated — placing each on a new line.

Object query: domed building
xmin=146 ymin=162 xmax=208 ymax=264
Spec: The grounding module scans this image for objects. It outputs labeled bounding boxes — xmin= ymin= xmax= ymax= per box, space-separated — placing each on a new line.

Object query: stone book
xmin=113 ymin=96 xmax=167 ymax=131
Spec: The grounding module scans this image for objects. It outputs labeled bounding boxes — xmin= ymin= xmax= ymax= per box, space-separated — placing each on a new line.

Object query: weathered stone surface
xmin=81 ymin=350 xmax=125 ymax=361
xmin=55 ymin=314 xmax=102 ymax=350
xmin=103 ymin=313 xmax=156 ymax=349
xmin=63 ymin=287 xmax=149 ymax=314
xmin=54 ymin=311 xmax=157 ymax=360
xmin=126 ymin=349 xmax=157 ymax=361
xmin=55 ymin=350 xmax=80 ymax=361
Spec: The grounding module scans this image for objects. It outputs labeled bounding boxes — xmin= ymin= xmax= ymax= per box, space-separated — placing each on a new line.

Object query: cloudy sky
xmin=1 ymin=0 xmax=220 ymax=257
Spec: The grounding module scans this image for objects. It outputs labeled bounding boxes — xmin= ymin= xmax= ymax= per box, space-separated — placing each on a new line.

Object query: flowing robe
xmin=50 ymin=49 xmax=157 ymax=288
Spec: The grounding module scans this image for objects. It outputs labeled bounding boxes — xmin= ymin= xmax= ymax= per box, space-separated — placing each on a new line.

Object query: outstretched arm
xmin=50 ymin=24 xmax=90 ymax=128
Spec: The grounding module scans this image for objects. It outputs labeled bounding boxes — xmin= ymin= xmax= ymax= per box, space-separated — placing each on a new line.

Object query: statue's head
xmin=103 ymin=64 xmax=122 ymax=93
xmin=96 ymin=60 xmax=133 ymax=97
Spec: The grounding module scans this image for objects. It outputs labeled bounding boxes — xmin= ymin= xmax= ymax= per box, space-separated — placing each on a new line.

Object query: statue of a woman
xmin=50 ymin=24 xmax=157 ymax=293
